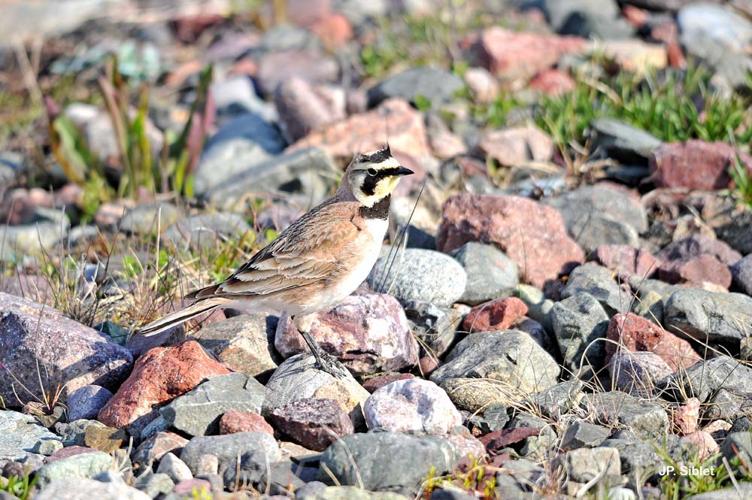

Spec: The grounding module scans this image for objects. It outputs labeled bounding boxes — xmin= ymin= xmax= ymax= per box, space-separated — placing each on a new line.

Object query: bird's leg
xmin=293 ymin=314 xmax=349 ymax=379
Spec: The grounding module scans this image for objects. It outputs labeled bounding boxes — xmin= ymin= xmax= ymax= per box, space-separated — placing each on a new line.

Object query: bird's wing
xmin=190 ymin=200 xmax=361 ymax=299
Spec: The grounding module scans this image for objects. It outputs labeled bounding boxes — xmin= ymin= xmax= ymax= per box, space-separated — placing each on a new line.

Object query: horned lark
xmin=139 ymin=145 xmax=413 ymax=377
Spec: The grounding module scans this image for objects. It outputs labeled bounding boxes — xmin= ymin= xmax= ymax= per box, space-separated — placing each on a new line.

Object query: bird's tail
xmin=137 ymin=296 xmax=230 ymax=337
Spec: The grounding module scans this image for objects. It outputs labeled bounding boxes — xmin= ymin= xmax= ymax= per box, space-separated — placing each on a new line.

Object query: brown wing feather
xmin=189 ymin=200 xmax=361 ymax=300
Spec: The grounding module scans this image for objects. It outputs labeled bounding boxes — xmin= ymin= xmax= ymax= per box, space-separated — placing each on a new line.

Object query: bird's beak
xmin=396 ymin=166 xmax=414 ymax=176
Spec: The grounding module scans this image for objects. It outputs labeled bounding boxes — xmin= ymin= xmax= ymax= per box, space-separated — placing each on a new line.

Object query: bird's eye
xmin=367 ymin=168 xmax=377 ymax=176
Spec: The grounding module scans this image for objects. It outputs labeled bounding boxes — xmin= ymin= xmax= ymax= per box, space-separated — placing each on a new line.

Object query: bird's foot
xmin=310 ymin=348 xmax=350 ymax=379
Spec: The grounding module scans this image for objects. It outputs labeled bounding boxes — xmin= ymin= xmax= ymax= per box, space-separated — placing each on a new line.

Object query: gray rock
xmin=186 ymin=314 xmax=277 ymax=377
xmin=0 ymin=293 xmax=133 ymax=406
xmin=659 ymin=356 xmax=752 ymax=403
xmin=55 ymin=419 xmax=98 ymax=447
xmin=164 ymin=213 xmax=251 ymax=252
xmin=296 ymin=485 xmax=408 ymax=500
xmin=494 ymin=458 xmax=543 ymax=497
xmin=731 ymin=254 xmax=752 ymax=296
xmin=318 ymin=432 xmax=458 ymax=494
xmin=561 ymin=420 xmax=611 ymax=450
xmin=180 ymin=432 xmax=281 ymax=478
xmin=664 ymin=288 xmax=752 ymax=345
xmin=132 ymin=431 xmax=188 ymax=467
xmin=36 ymin=477 xmax=149 ymax=500
xmin=718 ymin=210 xmax=752 ymax=255
xmin=262 ymin=354 xmax=369 ymax=424
xmin=450 ymin=242 xmax=519 ymax=305
xmin=156 ymin=452 xmax=192 ymax=483
xmin=590 ymin=118 xmax=662 ymax=164
xmin=403 ymin=300 xmax=461 ymax=358
xmin=0 ymin=152 xmax=24 ymax=190
xmin=364 ymin=379 xmax=461 ymax=435
xmin=0 ymin=411 xmax=62 ymax=461
xmin=537 ymin=0 xmax=633 ymax=39
xmin=66 ymin=385 xmax=113 ymax=421
xmin=0 ymin=217 xmax=69 ymax=257
xmin=275 ymin=78 xmax=345 ymax=142
xmin=720 ymin=431 xmax=752 ymax=465
xmin=550 ymin=292 xmax=610 ymax=373
xmin=367 ymin=67 xmax=463 ymax=108
xmin=583 ymin=391 xmax=669 ymax=439
xmin=689 ymin=483 xmax=752 ymax=500
xmin=544 ymin=185 xmax=647 ymax=252
xmin=601 ymin=437 xmax=661 ymax=474
xmin=553 ymin=446 xmax=621 ymax=483
xmin=514 ymin=284 xmax=554 ymax=332
xmin=527 ymin=380 xmax=584 ymax=419
xmin=534 ymin=0 xmax=620 ymax=32
xmin=258 ymin=460 xmax=309 ymax=496
xmin=160 ymin=372 xmax=265 ymax=436
xmin=211 ymin=76 xmax=277 ymax=122
xmin=608 ymin=351 xmax=673 ymax=397
xmin=35 ymin=451 xmax=114 ymax=486
xmin=256 ymin=49 xmax=339 ymax=97
xmin=441 ymin=377 xmax=511 ymax=413
xmin=467 ymin=404 xmax=510 ymax=434
xmin=202 ymin=147 xmax=340 ymax=210
xmin=133 ymin=472 xmax=174 ymax=498
xmin=562 ymin=262 xmax=632 ymax=314
xmin=119 ymin=203 xmax=180 ymax=235
xmin=369 ymin=248 xmax=467 ymax=307
xmin=678 ymin=4 xmax=752 ymax=55
xmin=194 ymin=113 xmax=287 ymax=195
xmin=430 ymin=330 xmax=560 ymax=393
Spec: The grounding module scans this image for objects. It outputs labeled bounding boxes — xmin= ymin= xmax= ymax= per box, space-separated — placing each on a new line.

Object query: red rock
xmin=1 ymin=188 xmax=53 ymax=225
xmin=480 ymin=427 xmax=541 ymax=455
xmin=657 ymin=234 xmax=738 ymax=288
xmin=605 ymin=313 xmax=701 ymax=371
xmin=274 ymin=77 xmax=346 ymax=142
xmin=594 ymin=244 xmax=659 ymax=278
xmin=650 ymin=141 xmax=752 ymax=190
xmin=672 ymin=397 xmax=700 ymax=435
xmin=666 ymin=41 xmax=686 ymax=69
xmin=362 ymin=373 xmax=415 ymax=393
xmin=418 ymin=356 xmax=439 ymax=376
xmin=462 ymin=297 xmax=528 ymax=333
xmin=529 ymin=69 xmax=576 ymax=96
xmin=289 ymin=98 xmax=431 ymax=161
xmin=268 ymin=398 xmax=354 ymax=451
xmin=476 ymin=125 xmax=554 ymax=166
xmin=311 ymin=13 xmax=353 ymax=48
xmin=472 ymin=27 xmax=586 ymax=80
xmin=219 ymin=410 xmax=274 ymax=436
xmin=437 ymin=193 xmax=585 ymax=288
xmin=98 ymin=341 xmax=231 ymax=429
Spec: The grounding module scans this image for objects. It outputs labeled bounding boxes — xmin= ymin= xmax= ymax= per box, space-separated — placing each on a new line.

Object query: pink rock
xmin=594 ymin=244 xmax=659 ymax=278
xmin=463 ymin=67 xmax=499 ymax=103
xmin=0 ymin=292 xmax=133 ymax=406
xmin=285 ymin=0 xmax=331 ymax=26
xmin=529 ymin=69 xmax=576 ymax=96
xmin=256 ymin=50 xmax=339 ymax=96
xmin=682 ymin=431 xmax=719 ymax=460
xmin=274 ymin=77 xmax=346 ymax=142
xmin=672 ymin=398 xmax=700 ymax=435
xmin=672 ymin=254 xmax=732 ymax=289
xmin=650 ymin=141 xmax=752 ymax=190
xmin=437 ymin=193 xmax=585 ymax=288
xmin=219 ymin=410 xmax=274 ymax=436
xmin=472 ymin=27 xmax=586 ymax=80
xmin=98 ymin=341 xmax=230 ymax=429
xmin=46 ymin=446 xmax=97 ymax=463
xmin=275 ymin=293 xmax=418 ymax=375
xmin=606 ymin=313 xmax=701 ymax=372
xmin=289 ymin=98 xmax=431 ymax=161
xmin=462 ymin=297 xmax=528 ymax=332
xmin=133 ymin=432 xmax=189 ymax=465
xmin=269 ymin=398 xmax=354 ymax=452
xmin=657 ymin=234 xmax=739 ymax=288
xmin=658 ymin=234 xmax=741 ymax=266
xmin=174 ymin=479 xmax=211 ymax=496
xmin=476 ymin=125 xmax=554 ymax=166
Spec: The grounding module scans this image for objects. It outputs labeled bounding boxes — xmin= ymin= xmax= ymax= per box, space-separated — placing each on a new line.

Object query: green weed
xmin=0 ymin=474 xmax=36 ymax=500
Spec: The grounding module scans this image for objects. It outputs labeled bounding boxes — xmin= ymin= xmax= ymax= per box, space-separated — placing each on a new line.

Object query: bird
xmin=138 ymin=145 xmax=413 ymax=377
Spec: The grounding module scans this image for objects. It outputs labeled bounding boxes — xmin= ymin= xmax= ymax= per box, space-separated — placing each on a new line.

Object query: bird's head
xmin=344 ymin=145 xmax=414 ymax=207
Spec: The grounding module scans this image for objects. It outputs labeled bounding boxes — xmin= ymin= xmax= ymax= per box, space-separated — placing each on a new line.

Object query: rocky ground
xmin=2 ymin=0 xmax=752 ymax=498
